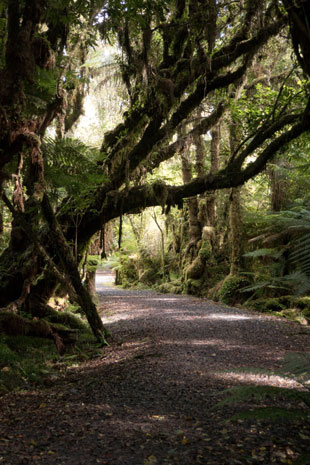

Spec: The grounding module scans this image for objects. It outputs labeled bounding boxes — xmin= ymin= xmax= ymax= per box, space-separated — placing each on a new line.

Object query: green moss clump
xmin=294 ymin=296 xmax=310 ymax=311
xmin=248 ymin=297 xmax=286 ymax=313
xmin=275 ymin=308 xmax=308 ymax=325
xmin=46 ymin=310 xmax=89 ymax=332
xmin=278 ymin=295 xmax=294 ymax=307
xmin=87 ymin=255 xmax=100 ymax=272
xmin=139 ymin=268 xmax=158 ymax=285
xmin=0 ymin=341 xmax=18 ymax=365
xmin=218 ymin=275 xmax=251 ymax=305
xmin=0 ymin=334 xmax=58 ymax=393
xmin=186 ymin=278 xmax=203 ymax=295
xmin=185 ymin=257 xmax=205 ymax=280
xmin=116 ymin=256 xmax=139 ymax=286
xmin=199 ymin=247 xmax=211 ymax=261
xmin=157 ymin=279 xmax=183 ymax=294
xmin=207 ymin=281 xmax=222 ymax=301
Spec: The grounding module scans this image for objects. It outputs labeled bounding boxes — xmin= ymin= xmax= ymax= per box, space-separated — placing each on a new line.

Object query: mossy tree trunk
xmin=84 ymin=270 xmax=97 ymax=302
xmin=269 ymin=154 xmax=290 ymax=212
xmin=229 ymin=187 xmax=244 ymax=275
xmin=229 ymin=122 xmax=244 ymax=276
xmin=40 ymin=194 xmax=109 ymax=344
xmin=205 ymin=122 xmax=221 ymax=255
xmin=152 ymin=210 xmax=169 ymax=279
xmin=181 ymin=150 xmax=201 ymax=258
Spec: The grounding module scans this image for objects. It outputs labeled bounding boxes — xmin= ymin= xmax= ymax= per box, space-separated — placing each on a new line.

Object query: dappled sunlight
xmin=160 ymin=338 xmax=224 ymax=347
xmin=207 ymin=313 xmax=256 ymax=321
xmin=211 ymin=371 xmax=302 ymax=389
xmin=159 ymin=338 xmax=267 ymax=354
xmin=101 ymin=312 xmax=136 ymax=324
xmin=95 ymin=271 xmax=115 ymax=291
xmin=144 ymin=297 xmax=188 ymax=303
xmin=98 ymin=412 xmax=171 ymax=436
xmin=171 ymin=312 xmax=258 ymax=322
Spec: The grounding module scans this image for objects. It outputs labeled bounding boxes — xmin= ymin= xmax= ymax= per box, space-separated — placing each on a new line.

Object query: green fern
xmin=216 ymin=352 xmax=310 ymax=420
xmin=215 ymin=353 xmax=310 ymax=463
xmin=216 ymin=385 xmax=310 ymax=409
xmin=244 ymin=248 xmax=283 ymax=259
xmin=278 ymin=352 xmax=310 ymax=382
xmin=43 ymin=137 xmax=108 ymax=207
xmin=245 ymin=208 xmax=310 ymax=296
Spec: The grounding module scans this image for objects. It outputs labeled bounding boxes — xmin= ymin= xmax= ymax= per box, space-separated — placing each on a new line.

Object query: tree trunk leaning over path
xmin=41 ymin=194 xmax=109 ymax=344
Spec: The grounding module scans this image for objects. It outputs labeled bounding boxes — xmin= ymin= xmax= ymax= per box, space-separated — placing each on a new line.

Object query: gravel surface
xmin=1 ymin=272 xmax=310 ymax=465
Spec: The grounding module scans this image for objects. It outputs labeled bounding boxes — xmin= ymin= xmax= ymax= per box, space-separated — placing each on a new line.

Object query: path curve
xmin=1 ymin=274 xmax=310 ymax=464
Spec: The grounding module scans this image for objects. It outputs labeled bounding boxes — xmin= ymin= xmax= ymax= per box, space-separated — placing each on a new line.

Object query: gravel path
xmin=1 ymin=272 xmax=310 ymax=464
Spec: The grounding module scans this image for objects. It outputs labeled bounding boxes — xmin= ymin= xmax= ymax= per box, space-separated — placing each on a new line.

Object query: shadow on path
xmin=0 ymin=273 xmax=309 ymax=465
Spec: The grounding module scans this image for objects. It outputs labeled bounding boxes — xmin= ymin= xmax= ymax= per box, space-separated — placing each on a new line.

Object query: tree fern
xmin=43 ymin=137 xmax=108 ymax=208
xmin=244 ymin=208 xmax=310 ymax=296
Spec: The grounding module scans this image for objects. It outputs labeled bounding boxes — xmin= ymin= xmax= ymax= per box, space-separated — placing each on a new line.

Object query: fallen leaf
xmin=144 ymin=455 xmax=157 ymax=465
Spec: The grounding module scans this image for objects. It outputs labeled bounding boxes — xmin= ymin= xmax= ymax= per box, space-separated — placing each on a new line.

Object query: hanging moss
xmin=150 ymin=181 xmax=168 ymax=210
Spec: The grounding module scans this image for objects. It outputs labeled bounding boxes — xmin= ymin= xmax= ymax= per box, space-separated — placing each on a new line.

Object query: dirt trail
xmin=1 ymin=272 xmax=310 ymax=464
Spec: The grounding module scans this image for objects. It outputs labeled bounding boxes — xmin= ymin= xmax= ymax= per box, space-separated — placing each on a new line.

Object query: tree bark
xmin=229 ymin=187 xmax=244 ymax=275
xmin=229 ymin=122 xmax=244 ymax=275
xmin=269 ymin=155 xmax=289 ymax=212
xmin=181 ymin=151 xmax=201 ymax=255
xmin=40 ymin=194 xmax=109 ymax=344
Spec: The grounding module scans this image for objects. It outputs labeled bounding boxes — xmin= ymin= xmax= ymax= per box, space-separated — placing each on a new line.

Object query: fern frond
xmin=43 ymin=137 xmax=108 ymax=202
xmin=244 ymin=248 xmax=282 ymax=259
xmin=216 ymin=385 xmax=309 ymax=408
xmin=279 ymin=353 xmax=310 ymax=382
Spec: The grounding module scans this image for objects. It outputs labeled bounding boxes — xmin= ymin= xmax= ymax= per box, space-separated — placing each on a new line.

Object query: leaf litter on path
xmin=1 ymin=285 xmax=310 ymax=464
